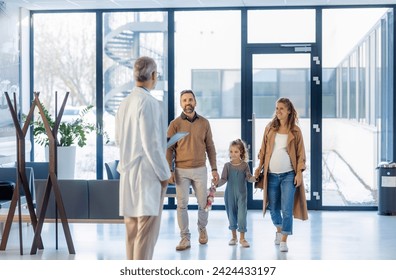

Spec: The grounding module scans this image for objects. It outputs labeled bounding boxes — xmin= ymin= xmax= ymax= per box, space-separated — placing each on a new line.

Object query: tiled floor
xmin=1 ymin=210 xmax=396 ymax=260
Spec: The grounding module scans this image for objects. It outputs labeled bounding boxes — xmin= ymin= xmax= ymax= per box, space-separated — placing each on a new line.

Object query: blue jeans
xmin=267 ymin=171 xmax=296 ymax=235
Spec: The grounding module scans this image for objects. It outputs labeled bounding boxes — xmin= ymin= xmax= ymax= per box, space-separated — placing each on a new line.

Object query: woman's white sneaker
xmin=279 ymin=241 xmax=288 ymax=252
xmin=274 ymin=232 xmax=282 ymax=245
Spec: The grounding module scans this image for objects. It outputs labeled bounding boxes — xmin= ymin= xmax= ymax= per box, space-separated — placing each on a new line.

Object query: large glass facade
xmin=322 ymin=8 xmax=393 ymax=207
xmin=24 ymin=6 xmax=395 ymax=210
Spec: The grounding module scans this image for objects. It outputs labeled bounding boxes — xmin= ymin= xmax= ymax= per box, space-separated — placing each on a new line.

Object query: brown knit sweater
xmin=166 ymin=112 xmax=217 ymax=170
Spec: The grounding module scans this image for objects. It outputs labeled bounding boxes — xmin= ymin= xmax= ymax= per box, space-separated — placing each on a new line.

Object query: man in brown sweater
xmin=167 ymin=89 xmax=220 ymax=251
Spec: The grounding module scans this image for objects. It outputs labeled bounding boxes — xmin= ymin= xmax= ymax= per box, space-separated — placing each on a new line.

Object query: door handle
xmin=248 ymin=113 xmax=256 ymax=168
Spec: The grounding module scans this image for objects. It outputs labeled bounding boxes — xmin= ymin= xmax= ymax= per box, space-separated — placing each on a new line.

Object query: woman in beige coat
xmin=254 ymin=97 xmax=308 ymax=253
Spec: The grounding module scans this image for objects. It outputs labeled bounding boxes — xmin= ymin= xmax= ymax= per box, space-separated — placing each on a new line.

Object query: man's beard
xmin=183 ymin=105 xmax=195 ymax=113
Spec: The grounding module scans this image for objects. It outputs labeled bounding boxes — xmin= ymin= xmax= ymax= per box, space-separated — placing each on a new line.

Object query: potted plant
xmin=32 ymin=103 xmax=99 ymax=147
xmin=29 ymin=103 xmax=109 ymax=178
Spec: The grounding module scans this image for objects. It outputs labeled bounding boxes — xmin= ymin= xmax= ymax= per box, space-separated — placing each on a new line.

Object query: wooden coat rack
xmin=30 ymin=92 xmax=75 ymax=254
xmin=0 ymin=92 xmax=43 ymax=254
xmin=0 ymin=91 xmax=75 ymax=255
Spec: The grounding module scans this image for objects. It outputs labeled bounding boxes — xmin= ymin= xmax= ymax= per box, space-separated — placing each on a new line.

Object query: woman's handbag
xmin=254 ymin=170 xmax=264 ymax=189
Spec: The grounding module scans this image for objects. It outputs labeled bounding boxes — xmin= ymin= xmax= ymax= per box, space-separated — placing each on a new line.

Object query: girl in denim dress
xmin=217 ymin=139 xmax=256 ymax=247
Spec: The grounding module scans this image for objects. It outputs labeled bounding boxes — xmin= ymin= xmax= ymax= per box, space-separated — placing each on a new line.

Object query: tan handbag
xmin=254 ymin=169 xmax=264 ymax=189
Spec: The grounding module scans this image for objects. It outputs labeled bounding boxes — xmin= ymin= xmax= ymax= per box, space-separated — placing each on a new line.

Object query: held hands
xmin=211 ymin=171 xmax=219 ymax=185
xmin=168 ymin=171 xmax=175 ymax=185
xmin=204 ymin=183 xmax=217 ymax=212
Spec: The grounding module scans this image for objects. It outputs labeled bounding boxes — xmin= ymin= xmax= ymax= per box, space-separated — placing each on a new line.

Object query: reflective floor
xmin=1 ymin=210 xmax=396 ymax=260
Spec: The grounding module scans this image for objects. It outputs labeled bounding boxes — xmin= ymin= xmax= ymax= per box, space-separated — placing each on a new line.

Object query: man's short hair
xmin=180 ymin=89 xmax=196 ymax=100
xmin=134 ymin=56 xmax=157 ymax=82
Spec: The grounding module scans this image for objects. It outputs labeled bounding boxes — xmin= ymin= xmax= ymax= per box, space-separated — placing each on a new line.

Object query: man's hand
xmin=211 ymin=171 xmax=220 ymax=185
xmin=168 ymin=171 xmax=175 ymax=184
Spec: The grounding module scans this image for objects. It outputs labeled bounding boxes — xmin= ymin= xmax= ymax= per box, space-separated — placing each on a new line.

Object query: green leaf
xmin=32 ymin=103 xmax=108 ymax=148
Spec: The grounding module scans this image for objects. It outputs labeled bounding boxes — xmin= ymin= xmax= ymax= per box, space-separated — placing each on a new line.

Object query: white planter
xmin=45 ymin=146 xmax=76 ymax=179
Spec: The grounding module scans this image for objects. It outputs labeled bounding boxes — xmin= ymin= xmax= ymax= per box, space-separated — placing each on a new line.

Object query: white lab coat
xmin=115 ymin=87 xmax=170 ymax=217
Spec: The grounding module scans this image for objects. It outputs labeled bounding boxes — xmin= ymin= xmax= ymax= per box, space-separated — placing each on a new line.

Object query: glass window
xmin=349 ymin=52 xmax=357 ymax=119
xmin=248 ymin=9 xmax=315 ymax=43
xmin=341 ymin=61 xmax=348 ymax=118
xmin=358 ymin=42 xmax=367 ymax=122
xmin=370 ymin=31 xmax=378 ymax=126
xmin=0 ymin=5 xmax=19 ymax=166
xmin=33 ymin=13 xmax=96 ymax=179
xmin=175 ymin=10 xmax=241 ymax=207
xmin=322 ymin=8 xmax=393 ymax=207
xmin=102 ymin=11 xmax=168 ymax=178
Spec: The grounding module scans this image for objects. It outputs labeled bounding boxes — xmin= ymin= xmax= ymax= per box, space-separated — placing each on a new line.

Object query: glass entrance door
xmin=245 ymin=51 xmax=313 ymax=209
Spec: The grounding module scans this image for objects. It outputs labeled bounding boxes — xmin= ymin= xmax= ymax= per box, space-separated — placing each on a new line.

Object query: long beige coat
xmin=255 ymin=124 xmax=308 ymax=221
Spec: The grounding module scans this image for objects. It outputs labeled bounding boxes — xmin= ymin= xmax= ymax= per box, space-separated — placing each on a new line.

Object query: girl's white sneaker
xmin=228 ymin=238 xmax=237 ymax=246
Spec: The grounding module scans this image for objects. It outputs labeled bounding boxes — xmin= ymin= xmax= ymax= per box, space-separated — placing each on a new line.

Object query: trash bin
xmin=377 ymin=162 xmax=396 ymax=215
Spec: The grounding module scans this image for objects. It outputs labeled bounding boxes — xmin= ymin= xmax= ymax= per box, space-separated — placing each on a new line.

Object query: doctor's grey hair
xmin=133 ymin=56 xmax=157 ymax=82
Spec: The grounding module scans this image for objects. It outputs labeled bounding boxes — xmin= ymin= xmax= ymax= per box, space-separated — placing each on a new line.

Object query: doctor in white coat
xmin=115 ymin=56 xmax=170 ymax=260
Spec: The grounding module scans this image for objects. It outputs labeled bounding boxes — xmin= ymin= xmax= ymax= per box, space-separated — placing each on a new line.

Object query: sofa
xmin=0 ymin=166 xmax=35 ymax=209
xmin=34 ymin=179 xmax=183 ymax=221
xmin=35 ymin=179 xmax=122 ymax=221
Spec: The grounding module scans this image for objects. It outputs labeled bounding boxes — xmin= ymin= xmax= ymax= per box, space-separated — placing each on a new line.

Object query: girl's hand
xmin=212 ymin=171 xmax=220 ymax=185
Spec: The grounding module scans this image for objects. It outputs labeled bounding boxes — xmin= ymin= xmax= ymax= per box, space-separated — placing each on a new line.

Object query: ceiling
xmin=3 ymin=0 xmax=396 ymax=11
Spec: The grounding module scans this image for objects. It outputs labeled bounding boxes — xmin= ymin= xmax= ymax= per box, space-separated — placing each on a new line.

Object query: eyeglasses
xmin=156 ymin=72 xmax=161 ymax=79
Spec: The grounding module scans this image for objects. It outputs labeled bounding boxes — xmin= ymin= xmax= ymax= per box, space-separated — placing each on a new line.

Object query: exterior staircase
xmin=103 ymin=13 xmax=167 ymax=115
